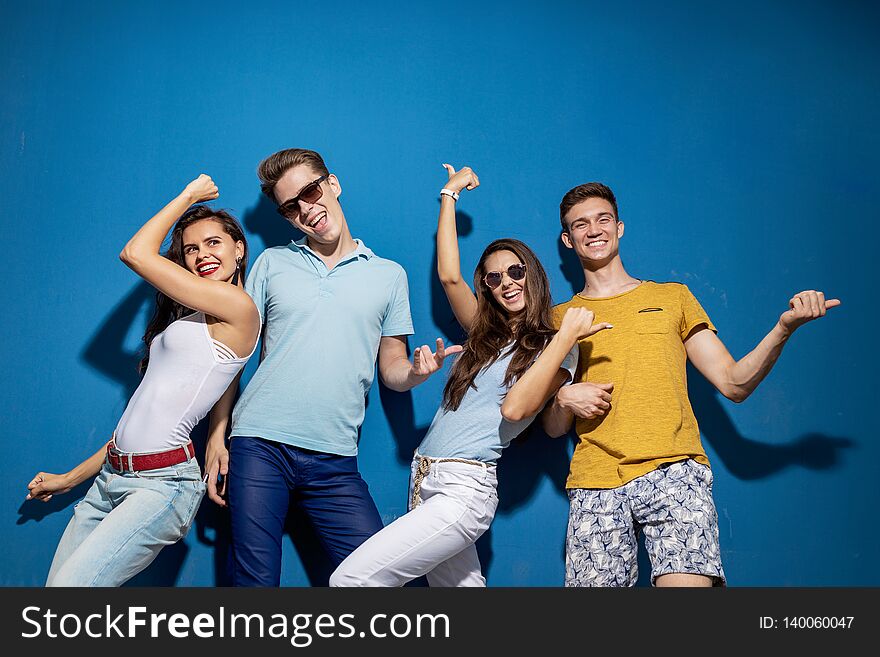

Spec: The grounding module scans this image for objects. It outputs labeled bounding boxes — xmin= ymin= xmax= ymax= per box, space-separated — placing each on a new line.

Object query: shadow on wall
xmin=17 ymin=282 xmax=156 ymax=534
xmin=242 ymin=193 xmax=302 ymax=254
xmin=687 ymin=365 xmax=854 ymax=479
xmin=378 ymin=207 xmax=476 ymax=467
xmin=557 ymin=233 xmax=583 ymax=298
xmin=16 ymin=481 xmax=94 ymax=525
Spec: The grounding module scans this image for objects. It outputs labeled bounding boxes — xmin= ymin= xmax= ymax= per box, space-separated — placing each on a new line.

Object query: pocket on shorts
xmin=692 ymin=461 xmax=714 ymax=487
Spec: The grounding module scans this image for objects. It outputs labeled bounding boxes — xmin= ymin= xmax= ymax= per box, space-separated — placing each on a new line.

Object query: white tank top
xmin=114 ymin=311 xmax=256 ymax=453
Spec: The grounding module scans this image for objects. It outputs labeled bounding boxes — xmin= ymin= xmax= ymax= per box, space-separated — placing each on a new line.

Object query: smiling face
xmin=182 ymin=219 xmax=244 ymax=282
xmin=273 ymin=163 xmax=345 ymax=246
xmin=561 ymin=197 xmax=624 ymax=269
xmin=483 ymin=249 xmax=527 ymax=315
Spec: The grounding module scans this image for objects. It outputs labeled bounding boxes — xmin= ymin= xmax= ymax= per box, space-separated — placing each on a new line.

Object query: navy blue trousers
xmin=228 ymin=436 xmax=383 ymax=586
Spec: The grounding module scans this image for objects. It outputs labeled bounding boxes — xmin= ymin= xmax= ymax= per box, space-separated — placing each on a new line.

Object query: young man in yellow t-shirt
xmin=542 ymin=182 xmax=839 ymax=587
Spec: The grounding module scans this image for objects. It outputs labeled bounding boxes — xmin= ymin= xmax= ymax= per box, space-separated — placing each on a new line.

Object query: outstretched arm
xmin=119 ymin=174 xmax=257 ymax=329
xmin=437 ymin=164 xmax=480 ymax=332
xmin=378 ymin=335 xmax=463 ymax=392
xmin=502 ymin=308 xmax=612 ymax=422
xmin=687 ymin=290 xmax=840 ymax=403
xmin=26 ymin=442 xmax=109 ymax=502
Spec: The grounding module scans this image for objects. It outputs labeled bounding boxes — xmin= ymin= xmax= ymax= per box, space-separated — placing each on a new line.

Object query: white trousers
xmin=330 ymin=456 xmax=498 ymax=587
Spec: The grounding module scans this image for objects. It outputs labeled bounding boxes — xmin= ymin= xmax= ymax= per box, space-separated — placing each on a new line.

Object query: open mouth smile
xmin=306 ymin=211 xmax=327 ymax=231
xmin=197 ymin=262 xmax=220 ymax=276
xmin=502 ymin=289 xmax=523 ymax=302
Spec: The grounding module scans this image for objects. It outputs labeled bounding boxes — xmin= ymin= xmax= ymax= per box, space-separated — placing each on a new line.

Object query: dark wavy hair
xmin=138 ymin=205 xmax=249 ymax=374
xmin=441 ymin=239 xmax=556 ymax=412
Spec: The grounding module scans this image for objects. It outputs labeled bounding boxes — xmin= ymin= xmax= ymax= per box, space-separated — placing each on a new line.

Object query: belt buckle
xmin=107 ymin=445 xmax=119 ymax=471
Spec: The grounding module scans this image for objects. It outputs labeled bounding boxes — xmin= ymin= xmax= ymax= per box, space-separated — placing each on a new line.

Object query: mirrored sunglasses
xmin=483 ymin=263 xmax=526 ymax=289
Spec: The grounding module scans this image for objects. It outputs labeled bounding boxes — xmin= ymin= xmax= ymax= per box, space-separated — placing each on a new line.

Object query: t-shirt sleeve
xmin=244 ymin=251 xmax=270 ymax=324
xmin=551 ymin=303 xmax=567 ymax=330
xmin=559 ymin=343 xmax=579 ymax=383
xmin=679 ymin=284 xmax=717 ymax=339
xmin=382 ymin=267 xmax=415 ymax=337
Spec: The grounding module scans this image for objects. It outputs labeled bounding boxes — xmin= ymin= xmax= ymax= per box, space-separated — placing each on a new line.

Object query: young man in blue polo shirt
xmin=205 ymin=148 xmax=458 ymax=586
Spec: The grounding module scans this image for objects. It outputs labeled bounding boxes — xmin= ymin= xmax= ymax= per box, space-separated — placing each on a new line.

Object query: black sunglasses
xmin=276 ymin=175 xmax=328 ymax=220
xmin=483 ymin=263 xmax=526 ymax=289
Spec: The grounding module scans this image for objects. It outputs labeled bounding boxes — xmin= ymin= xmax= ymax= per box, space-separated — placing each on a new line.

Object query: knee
xmin=46 ymin=565 xmax=93 ymax=587
xmin=329 ymin=564 xmax=371 ymax=588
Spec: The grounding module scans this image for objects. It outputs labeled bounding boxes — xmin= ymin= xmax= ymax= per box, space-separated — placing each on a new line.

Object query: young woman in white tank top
xmin=26 ymin=174 xmax=260 ymax=586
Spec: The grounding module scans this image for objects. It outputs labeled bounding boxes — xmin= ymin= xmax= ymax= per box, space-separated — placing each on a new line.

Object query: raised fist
xmin=184 ymin=174 xmax=219 ymax=204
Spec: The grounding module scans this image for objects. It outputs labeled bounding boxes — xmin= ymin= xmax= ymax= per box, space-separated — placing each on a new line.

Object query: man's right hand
xmin=205 ymin=438 xmax=229 ymax=507
xmin=183 ymin=174 xmax=219 ymax=205
xmin=556 ymin=381 xmax=614 ymax=419
xmin=26 ymin=472 xmax=72 ymax=502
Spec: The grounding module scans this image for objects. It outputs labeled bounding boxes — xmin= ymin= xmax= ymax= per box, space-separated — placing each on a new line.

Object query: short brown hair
xmin=257 ymin=148 xmax=330 ymax=202
xmin=559 ymin=182 xmax=618 ymax=232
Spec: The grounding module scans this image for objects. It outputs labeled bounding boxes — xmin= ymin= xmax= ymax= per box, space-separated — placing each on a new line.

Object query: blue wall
xmin=2 ymin=0 xmax=877 ymax=586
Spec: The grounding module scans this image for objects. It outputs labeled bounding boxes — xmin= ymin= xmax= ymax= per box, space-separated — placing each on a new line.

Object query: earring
xmin=231 ymin=257 xmax=242 ymax=286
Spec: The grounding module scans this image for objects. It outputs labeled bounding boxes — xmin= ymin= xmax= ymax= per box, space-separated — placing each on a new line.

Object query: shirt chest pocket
xmin=634 ymin=312 xmax=672 ymax=334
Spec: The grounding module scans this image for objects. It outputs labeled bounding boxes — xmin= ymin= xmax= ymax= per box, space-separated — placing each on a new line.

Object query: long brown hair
xmin=442 ymin=238 xmax=556 ymax=411
xmin=138 ymin=205 xmax=249 ymax=374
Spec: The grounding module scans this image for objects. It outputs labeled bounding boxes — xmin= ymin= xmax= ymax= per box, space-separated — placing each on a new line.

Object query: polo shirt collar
xmin=288 ymin=237 xmax=374 ymax=263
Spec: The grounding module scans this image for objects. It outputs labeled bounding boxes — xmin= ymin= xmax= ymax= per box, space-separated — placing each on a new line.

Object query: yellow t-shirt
xmin=552 ymin=281 xmax=715 ymax=489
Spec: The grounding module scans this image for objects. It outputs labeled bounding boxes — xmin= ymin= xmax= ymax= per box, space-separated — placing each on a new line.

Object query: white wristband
xmin=440 ymin=188 xmax=460 ymax=201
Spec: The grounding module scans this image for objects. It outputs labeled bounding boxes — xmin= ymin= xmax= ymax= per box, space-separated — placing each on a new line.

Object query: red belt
xmin=106 ymin=440 xmax=196 ymax=473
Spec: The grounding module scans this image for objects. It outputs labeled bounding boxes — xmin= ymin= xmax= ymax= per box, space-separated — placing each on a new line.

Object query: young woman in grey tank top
xmin=330 ymin=165 xmax=611 ymax=587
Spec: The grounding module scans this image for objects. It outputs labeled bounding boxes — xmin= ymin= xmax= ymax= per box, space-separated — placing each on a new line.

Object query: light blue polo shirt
xmin=230 ymin=237 xmax=413 ymax=456
xmin=417 ymin=344 xmax=578 ymax=464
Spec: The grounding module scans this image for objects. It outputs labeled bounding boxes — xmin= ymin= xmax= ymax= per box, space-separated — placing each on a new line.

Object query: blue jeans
xmin=46 ymin=459 xmax=205 ymax=587
xmin=228 ymin=436 xmax=384 ymax=586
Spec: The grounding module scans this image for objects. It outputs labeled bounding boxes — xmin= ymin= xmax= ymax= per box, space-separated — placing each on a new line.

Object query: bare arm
xmin=686 ymin=290 xmax=840 ymax=403
xmin=119 ymin=174 xmax=258 ymax=330
xmin=502 ymin=308 xmax=612 ymax=422
xmin=378 ymin=335 xmax=462 ymax=392
xmin=204 ymin=371 xmax=243 ymax=507
xmin=541 ymin=381 xmax=615 ymax=437
xmin=437 ymin=164 xmax=480 ymax=332
xmin=26 ymin=442 xmax=109 ymax=502
xmin=541 ymin=392 xmax=575 ymax=437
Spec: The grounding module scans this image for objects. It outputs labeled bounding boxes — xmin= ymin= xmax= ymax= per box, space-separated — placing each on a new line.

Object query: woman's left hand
xmin=559 ymin=307 xmax=613 ymax=342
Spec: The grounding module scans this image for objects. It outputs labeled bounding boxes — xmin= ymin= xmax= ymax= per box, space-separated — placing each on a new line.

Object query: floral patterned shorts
xmin=565 ymin=459 xmax=726 ymax=587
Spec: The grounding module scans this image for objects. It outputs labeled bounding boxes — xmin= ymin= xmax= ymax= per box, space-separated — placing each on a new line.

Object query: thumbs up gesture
xmin=778 ymin=290 xmax=840 ymax=335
